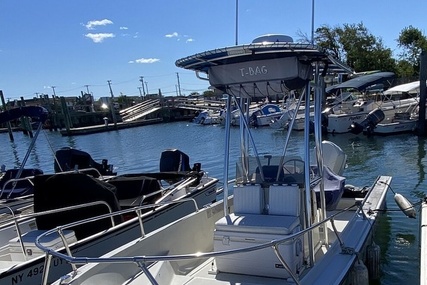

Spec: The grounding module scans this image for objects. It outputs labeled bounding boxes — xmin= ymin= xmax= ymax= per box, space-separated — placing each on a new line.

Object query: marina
xmin=1 ymin=1 xmax=426 ymax=284
xmin=0 ymin=37 xmax=423 ymax=284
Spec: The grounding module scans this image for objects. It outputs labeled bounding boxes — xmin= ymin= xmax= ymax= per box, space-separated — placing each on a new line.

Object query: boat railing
xmin=55 ymin=167 xmax=106 ymax=179
xmin=1 ymin=200 xmax=114 ymax=261
xmin=38 ymin=199 xmax=367 ymax=285
xmin=36 ymin=197 xmax=200 ymax=285
xmin=1 ymin=176 xmax=36 ymax=199
xmin=139 ymin=176 xmax=196 ymax=205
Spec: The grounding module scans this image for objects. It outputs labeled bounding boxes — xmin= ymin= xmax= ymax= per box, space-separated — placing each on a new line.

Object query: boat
xmin=347 ymin=100 xmax=420 ymax=136
xmin=250 ymin=103 xmax=284 ymax=127
xmin=229 ymin=102 xmax=284 ymax=127
xmin=43 ymin=34 xmax=401 ymax=285
xmin=193 ymin=109 xmax=223 ymax=125
xmin=0 ymin=147 xmax=218 ymax=285
xmin=323 ymin=72 xmax=419 ymax=133
xmin=367 ymin=111 xmax=418 ymax=135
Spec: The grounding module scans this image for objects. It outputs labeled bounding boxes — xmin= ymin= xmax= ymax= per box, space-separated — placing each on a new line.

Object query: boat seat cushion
xmin=215 ymin=213 xmax=300 ymax=235
xmin=233 ymin=184 xmax=264 ymax=214
xmin=268 ymin=184 xmax=300 ymax=216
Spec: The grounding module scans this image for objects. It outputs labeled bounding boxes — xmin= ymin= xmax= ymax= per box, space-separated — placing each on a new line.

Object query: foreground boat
xmin=0 ymin=148 xmax=218 ymax=285
xmin=43 ymin=34 xmax=395 ymax=285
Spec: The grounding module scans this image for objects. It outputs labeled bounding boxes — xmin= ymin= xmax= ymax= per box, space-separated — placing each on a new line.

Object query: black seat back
xmin=33 ymin=173 xmax=122 ymax=239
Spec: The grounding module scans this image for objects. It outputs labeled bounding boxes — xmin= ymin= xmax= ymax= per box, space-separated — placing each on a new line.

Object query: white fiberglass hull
xmin=0 ymin=178 xmax=217 ymax=285
xmin=54 ymin=176 xmax=391 ymax=285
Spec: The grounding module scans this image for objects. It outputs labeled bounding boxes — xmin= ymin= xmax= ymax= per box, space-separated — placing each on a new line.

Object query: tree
xmin=314 ymin=22 xmax=395 ymax=73
xmin=202 ymin=90 xmax=215 ymax=98
xmin=397 ymin=26 xmax=427 ymax=76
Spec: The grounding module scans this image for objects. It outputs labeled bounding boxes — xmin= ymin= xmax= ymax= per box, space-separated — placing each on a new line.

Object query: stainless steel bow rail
xmin=0 ymin=176 xmax=36 ymax=200
xmin=36 ymin=198 xmax=201 ymax=285
xmin=36 ymin=194 xmax=376 ymax=285
xmin=0 ymin=200 xmax=114 ymax=261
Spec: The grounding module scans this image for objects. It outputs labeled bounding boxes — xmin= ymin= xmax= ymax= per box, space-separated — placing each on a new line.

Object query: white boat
xmin=369 ymin=112 xmax=418 ymax=135
xmin=251 ymin=103 xmax=284 ymax=127
xmin=44 ymin=35 xmax=400 ymax=285
xmin=193 ymin=109 xmax=223 ymax=125
xmin=323 ymin=72 xmax=420 ymax=133
xmin=0 ymin=148 xmax=218 ymax=285
xmin=229 ymin=102 xmax=284 ymax=127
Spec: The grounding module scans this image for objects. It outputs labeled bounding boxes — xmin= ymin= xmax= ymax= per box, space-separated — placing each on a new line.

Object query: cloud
xmin=85 ymin=33 xmax=115 ymax=43
xmin=129 ymin=58 xmax=160 ymax=64
xmin=119 ymin=26 xmax=128 ymax=30
xmin=85 ymin=19 xmax=113 ymax=30
xmin=165 ymin=32 xmax=178 ymax=38
xmin=165 ymin=32 xmax=194 ymax=43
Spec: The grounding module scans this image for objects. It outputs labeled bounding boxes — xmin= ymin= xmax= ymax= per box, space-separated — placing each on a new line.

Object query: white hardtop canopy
xmin=384 ymin=80 xmax=426 ymax=95
xmin=175 ymin=35 xmax=353 ymax=97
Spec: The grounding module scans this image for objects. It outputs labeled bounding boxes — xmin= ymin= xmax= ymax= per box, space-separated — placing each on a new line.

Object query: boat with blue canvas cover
xmin=42 ymin=34 xmax=405 ymax=285
xmin=0 ymin=148 xmax=218 ymax=285
xmin=0 ymin=107 xmax=219 ymax=285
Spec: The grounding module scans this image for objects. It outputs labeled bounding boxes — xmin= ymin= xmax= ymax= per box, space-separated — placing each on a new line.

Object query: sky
xmin=0 ymin=0 xmax=425 ymax=101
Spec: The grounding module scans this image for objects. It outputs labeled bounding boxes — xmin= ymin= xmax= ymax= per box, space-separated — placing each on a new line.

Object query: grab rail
xmin=2 ymin=201 xmax=114 ymax=260
xmin=1 ymin=176 xmax=36 ymax=199
xmin=54 ymin=167 xmax=105 ymax=179
xmin=38 ymin=200 xmax=364 ymax=285
xmin=37 ymin=198 xmax=200 ymax=285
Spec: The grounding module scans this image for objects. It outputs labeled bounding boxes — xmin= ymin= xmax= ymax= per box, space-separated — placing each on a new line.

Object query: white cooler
xmin=214 ymin=213 xmax=303 ymax=279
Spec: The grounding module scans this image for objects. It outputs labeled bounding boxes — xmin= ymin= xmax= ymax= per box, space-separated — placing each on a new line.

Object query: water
xmin=0 ymin=122 xmax=424 ymax=284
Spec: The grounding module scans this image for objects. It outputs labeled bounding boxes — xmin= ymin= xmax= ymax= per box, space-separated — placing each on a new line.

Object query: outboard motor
xmin=159 ymin=149 xmax=191 ymax=172
xmin=54 ymin=147 xmax=116 ymax=176
xmin=349 ymin=108 xmax=385 ymax=135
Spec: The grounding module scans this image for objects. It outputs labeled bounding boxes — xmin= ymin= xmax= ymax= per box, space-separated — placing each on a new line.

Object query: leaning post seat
xmin=214 ymin=183 xmax=303 ymax=278
xmin=233 ymin=184 xmax=264 ymax=215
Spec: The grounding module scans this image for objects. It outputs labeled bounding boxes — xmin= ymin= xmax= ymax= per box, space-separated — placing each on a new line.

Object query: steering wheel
xmin=282 ymin=158 xmax=305 ymax=175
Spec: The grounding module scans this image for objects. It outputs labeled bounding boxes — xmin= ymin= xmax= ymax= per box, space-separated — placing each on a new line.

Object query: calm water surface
xmin=0 ymin=122 xmax=425 ymax=284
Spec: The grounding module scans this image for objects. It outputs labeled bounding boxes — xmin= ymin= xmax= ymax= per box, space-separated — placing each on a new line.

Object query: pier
xmin=0 ymin=96 xmax=225 ymax=136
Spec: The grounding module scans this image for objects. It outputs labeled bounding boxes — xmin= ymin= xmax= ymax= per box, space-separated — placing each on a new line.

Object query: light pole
xmin=107 ymin=80 xmax=118 ymax=127
xmin=139 ymin=76 xmax=146 ymax=98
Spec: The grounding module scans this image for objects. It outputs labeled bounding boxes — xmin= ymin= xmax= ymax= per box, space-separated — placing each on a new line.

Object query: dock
xmin=59 ymin=118 xmax=163 ymax=136
xmin=58 ymin=97 xmax=224 ymax=136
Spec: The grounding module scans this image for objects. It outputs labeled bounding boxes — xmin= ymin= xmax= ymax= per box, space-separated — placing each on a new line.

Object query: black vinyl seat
xmin=33 ymin=173 xmax=122 ymax=240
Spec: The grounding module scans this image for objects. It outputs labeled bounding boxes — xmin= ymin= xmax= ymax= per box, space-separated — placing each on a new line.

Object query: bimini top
xmin=175 ymin=35 xmax=353 ymax=97
xmin=384 ymin=80 xmax=425 ymax=95
xmin=326 ymin=71 xmax=395 ymax=94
